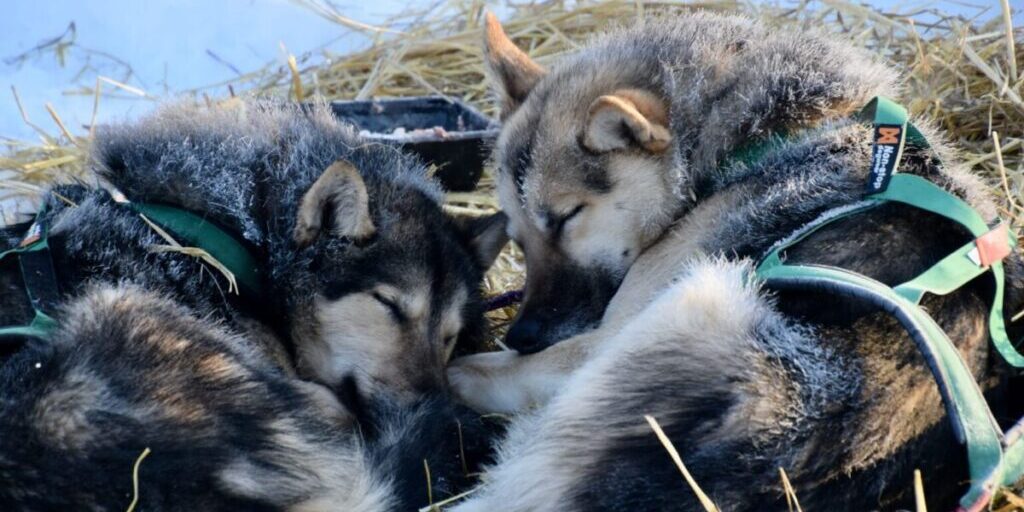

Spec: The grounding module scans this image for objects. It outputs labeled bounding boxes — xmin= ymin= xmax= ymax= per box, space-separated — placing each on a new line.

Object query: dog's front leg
xmin=447 ymin=332 xmax=596 ymax=414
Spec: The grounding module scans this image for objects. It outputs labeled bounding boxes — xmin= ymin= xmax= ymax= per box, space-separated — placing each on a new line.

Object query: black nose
xmin=504 ymin=318 xmax=547 ymax=354
xmin=334 ymin=375 xmax=370 ymax=425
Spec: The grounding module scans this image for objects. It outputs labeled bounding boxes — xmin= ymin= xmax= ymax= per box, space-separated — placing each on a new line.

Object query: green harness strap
xmin=755 ymin=96 xmax=1022 ymax=509
xmin=759 ymin=264 xmax=1007 ymax=507
xmin=0 ymin=202 xmax=59 ymax=340
xmin=127 ymin=202 xmax=263 ymax=297
xmin=0 ymin=198 xmax=263 ymax=341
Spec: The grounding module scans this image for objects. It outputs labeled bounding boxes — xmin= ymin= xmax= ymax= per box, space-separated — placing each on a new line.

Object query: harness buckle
xmin=970 ymin=223 xmax=1012 ymax=268
xmin=18 ymin=222 xmax=43 ymax=248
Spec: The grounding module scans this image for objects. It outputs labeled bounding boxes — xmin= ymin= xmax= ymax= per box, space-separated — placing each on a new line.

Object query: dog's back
xmin=0 ymin=285 xmax=382 ymax=511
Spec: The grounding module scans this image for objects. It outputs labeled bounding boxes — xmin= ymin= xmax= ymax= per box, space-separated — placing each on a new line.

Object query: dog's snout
xmin=507 ymin=261 xmax=621 ymax=353
xmin=505 ymin=317 xmax=547 ymax=354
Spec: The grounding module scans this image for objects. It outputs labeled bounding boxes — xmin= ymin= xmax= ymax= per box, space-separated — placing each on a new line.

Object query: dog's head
xmin=290 ymin=160 xmax=507 ymax=405
xmin=484 ymin=14 xmax=679 ymax=352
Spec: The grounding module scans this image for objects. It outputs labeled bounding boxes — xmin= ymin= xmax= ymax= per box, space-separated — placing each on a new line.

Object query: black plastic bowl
xmin=329 ymin=96 xmax=499 ymax=191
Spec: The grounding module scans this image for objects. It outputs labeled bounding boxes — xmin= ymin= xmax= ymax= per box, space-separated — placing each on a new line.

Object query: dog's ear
xmin=583 ymin=89 xmax=671 ymax=153
xmin=294 ymin=160 xmax=376 ymax=248
xmin=483 ymin=12 xmax=545 ymax=118
xmin=454 ymin=212 xmax=509 ymax=270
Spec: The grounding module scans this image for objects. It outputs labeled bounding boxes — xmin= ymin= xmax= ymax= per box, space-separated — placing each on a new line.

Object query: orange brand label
xmin=877 ymin=127 xmax=901 ymax=145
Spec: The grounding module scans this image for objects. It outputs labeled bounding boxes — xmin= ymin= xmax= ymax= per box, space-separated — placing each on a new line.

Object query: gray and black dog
xmin=448 ymin=13 xmax=1024 ymax=511
xmin=0 ymin=100 xmax=507 ymax=511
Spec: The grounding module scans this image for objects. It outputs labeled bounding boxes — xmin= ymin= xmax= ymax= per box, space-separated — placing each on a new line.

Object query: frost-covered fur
xmin=450 ymin=12 xmax=1024 ymax=511
xmin=0 ymin=101 xmax=503 ymax=511
xmin=457 ymin=259 xmax=857 ymax=511
xmin=91 ymin=99 xmax=441 ymax=250
xmin=91 ymin=100 xmax=507 ymax=402
xmin=484 ymin=12 xmax=906 ymax=350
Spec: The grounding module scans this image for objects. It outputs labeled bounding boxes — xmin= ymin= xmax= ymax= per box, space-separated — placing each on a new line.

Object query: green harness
xmin=752 ymin=97 xmax=1022 ymax=510
xmin=0 ymin=201 xmax=60 ymax=340
xmin=0 ymin=196 xmax=263 ymax=341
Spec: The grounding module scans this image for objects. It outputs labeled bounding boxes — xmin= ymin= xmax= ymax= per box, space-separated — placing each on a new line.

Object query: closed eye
xmin=371 ymin=292 xmax=406 ymax=322
xmin=443 ymin=333 xmax=459 ymax=362
xmin=552 ymin=204 xmax=585 ymax=239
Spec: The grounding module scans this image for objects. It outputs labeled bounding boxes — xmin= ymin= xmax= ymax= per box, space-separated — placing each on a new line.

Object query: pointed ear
xmin=294 ymin=160 xmax=376 ymax=248
xmin=483 ymin=12 xmax=545 ymax=117
xmin=454 ymin=212 xmax=509 ymax=270
xmin=583 ymin=89 xmax=671 ymax=153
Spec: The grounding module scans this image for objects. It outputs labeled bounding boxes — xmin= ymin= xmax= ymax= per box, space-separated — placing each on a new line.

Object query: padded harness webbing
xmin=0 ymin=197 xmax=263 ymax=341
xmin=0 ymin=202 xmax=59 ymax=341
xmin=754 ymin=97 xmax=1022 ymax=510
xmin=126 ymin=202 xmax=262 ymax=296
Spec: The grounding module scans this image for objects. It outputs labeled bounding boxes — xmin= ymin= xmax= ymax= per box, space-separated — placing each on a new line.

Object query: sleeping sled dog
xmin=448 ymin=12 xmax=1024 ymax=511
xmin=0 ymin=101 xmax=507 ymax=511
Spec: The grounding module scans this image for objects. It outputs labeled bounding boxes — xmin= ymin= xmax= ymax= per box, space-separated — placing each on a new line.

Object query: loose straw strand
xmin=645 ymin=415 xmax=719 ymax=512
xmin=424 ymin=459 xmax=434 ymax=510
xmin=913 ymin=469 xmax=927 ymax=512
xmin=779 ymin=467 xmax=803 ymax=512
xmin=125 ymin=447 xmax=151 ymax=512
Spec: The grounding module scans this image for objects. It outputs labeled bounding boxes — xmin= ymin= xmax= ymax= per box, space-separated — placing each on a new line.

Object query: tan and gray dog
xmin=0 ymin=101 xmax=507 ymax=511
xmin=448 ymin=12 xmax=1024 ymax=511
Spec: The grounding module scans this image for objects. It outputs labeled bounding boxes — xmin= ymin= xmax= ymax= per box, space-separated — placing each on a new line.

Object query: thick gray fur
xmin=0 ymin=100 xmax=497 ymax=511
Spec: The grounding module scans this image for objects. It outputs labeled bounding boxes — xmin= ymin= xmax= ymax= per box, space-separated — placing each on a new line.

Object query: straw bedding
xmin=0 ymin=0 xmax=1021 ymax=505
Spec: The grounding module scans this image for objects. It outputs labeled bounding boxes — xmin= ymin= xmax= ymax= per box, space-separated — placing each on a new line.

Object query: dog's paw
xmin=447 ymin=351 xmax=533 ymax=414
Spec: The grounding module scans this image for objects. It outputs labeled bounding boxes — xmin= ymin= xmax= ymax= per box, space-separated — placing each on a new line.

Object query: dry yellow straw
xmin=999 ymin=0 xmax=1016 ymax=83
xmin=992 ymin=132 xmax=1022 ymax=215
xmin=644 ymin=414 xmax=719 ymax=512
xmin=914 ymin=469 xmax=927 ymax=512
xmin=98 ymin=76 xmax=149 ymax=97
xmin=424 ymin=459 xmax=434 ymax=509
xmin=778 ymin=467 xmax=803 ymax=512
xmin=125 ymin=447 xmax=151 ymax=512
xmin=44 ymin=103 xmax=77 ymax=146
xmin=292 ymin=0 xmax=404 ymax=35
xmin=416 ymin=487 xmax=480 ymax=512
xmin=21 ymin=155 xmax=78 ymax=172
xmin=288 ymin=54 xmax=304 ymax=102
xmin=137 ymin=213 xmax=240 ymax=295
xmin=10 ymin=86 xmax=53 ymax=140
